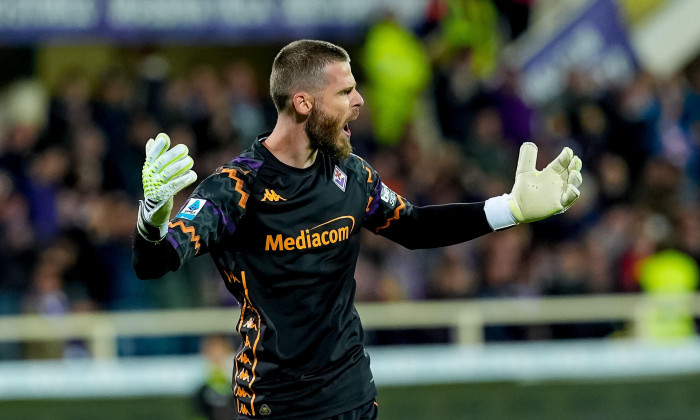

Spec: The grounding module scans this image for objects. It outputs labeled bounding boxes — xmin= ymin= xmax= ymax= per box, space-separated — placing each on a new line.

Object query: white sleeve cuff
xmin=484 ymin=194 xmax=517 ymax=230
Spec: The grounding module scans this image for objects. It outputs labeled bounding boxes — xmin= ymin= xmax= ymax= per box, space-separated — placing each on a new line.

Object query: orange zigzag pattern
xmin=221 ymin=168 xmax=249 ymax=209
xmin=169 ymin=221 xmax=201 ymax=253
xmin=355 ymin=156 xmax=373 ymax=183
xmin=376 ymin=195 xmax=405 ymax=232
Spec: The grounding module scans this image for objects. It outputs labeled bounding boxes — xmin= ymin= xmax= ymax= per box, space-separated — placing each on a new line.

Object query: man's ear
xmin=292 ymin=92 xmax=313 ymax=116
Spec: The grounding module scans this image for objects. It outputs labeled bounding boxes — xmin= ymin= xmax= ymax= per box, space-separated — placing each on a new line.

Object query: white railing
xmin=1 ymin=294 xmax=699 ymax=359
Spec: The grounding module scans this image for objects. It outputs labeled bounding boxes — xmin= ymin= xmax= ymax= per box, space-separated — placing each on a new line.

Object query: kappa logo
xmin=260 ymin=404 xmax=272 ymax=416
xmin=237 ymin=353 xmax=251 ymax=365
xmin=333 ymin=166 xmax=347 ymax=192
xmin=261 ymin=189 xmax=286 ymax=202
xmin=235 ymin=387 xmax=251 ymax=398
xmin=243 ymin=318 xmax=257 ymax=330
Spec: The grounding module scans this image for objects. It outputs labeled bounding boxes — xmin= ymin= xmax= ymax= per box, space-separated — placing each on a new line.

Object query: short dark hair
xmin=270 ymin=40 xmax=350 ymax=112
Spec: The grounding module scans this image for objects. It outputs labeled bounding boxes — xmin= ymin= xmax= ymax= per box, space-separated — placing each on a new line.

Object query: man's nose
xmin=353 ymin=90 xmax=364 ymax=108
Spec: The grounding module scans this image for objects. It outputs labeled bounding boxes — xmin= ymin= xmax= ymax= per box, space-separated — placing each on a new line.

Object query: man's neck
xmin=263 ymin=116 xmax=317 ymax=169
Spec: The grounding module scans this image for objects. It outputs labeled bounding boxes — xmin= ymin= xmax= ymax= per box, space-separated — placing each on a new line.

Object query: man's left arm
xmin=362 ymin=143 xmax=583 ymax=249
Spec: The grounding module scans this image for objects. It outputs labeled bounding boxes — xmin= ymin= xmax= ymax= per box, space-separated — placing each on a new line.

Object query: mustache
xmin=346 ymin=109 xmax=360 ymax=124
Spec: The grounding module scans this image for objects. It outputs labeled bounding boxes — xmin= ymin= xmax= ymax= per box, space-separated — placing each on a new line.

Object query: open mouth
xmin=343 ymin=123 xmax=351 ymax=136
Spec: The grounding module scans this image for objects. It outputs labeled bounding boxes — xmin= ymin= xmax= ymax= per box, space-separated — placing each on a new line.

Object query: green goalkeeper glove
xmin=137 ymin=133 xmax=197 ymax=241
xmin=484 ymin=142 xmax=583 ymax=229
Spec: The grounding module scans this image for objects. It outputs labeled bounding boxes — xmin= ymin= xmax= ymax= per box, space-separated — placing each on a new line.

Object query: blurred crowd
xmin=1 ymin=0 xmax=699 ymax=357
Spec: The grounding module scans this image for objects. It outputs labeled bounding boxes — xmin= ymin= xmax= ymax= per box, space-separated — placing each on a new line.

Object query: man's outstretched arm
xmin=375 ymin=202 xmax=493 ymax=249
xmin=364 ymin=142 xmax=583 ymax=249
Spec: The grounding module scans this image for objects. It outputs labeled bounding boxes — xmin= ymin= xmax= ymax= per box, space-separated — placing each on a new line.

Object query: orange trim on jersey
xmin=168 ymin=221 xmax=201 ymax=253
xmin=375 ymin=195 xmax=405 ymax=232
xmin=366 ymin=196 xmax=374 ymax=213
xmin=230 ymin=270 xmax=262 ymax=416
xmin=224 ymin=270 xmax=242 ymax=285
xmin=309 ymin=215 xmax=356 ymax=233
xmin=234 ymin=270 xmax=250 ymax=414
xmin=236 ymin=299 xmax=247 ymax=335
xmin=221 ymin=168 xmax=249 ymax=209
xmin=365 ymin=167 xmax=373 ymax=183
xmin=355 ymin=155 xmax=373 ymax=183
xmin=240 ymin=270 xmax=262 ymax=415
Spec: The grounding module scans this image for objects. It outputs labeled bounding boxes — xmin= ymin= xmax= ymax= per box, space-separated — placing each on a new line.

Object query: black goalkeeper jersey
xmin=133 ymin=133 xmax=494 ymax=419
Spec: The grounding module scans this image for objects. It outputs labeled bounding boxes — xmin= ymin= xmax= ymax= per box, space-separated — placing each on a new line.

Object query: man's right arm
xmin=132 ymin=138 xmax=255 ymax=279
xmin=132 ymin=132 xmax=197 ymax=279
xmin=132 ymin=191 xmax=229 ymax=279
xmin=132 ymin=230 xmax=181 ymax=279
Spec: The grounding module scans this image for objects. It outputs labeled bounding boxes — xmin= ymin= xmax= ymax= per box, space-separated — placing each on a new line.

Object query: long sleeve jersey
xmin=132 ymin=134 xmax=494 ymax=419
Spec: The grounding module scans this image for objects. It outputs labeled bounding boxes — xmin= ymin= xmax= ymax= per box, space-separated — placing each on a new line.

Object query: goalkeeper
xmin=132 ymin=40 xmax=582 ymax=420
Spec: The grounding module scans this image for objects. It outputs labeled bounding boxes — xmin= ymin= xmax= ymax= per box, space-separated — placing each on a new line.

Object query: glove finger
xmin=516 ymin=142 xmax=538 ymax=175
xmin=153 ymin=144 xmax=189 ymax=173
xmin=568 ymin=155 xmax=582 ymax=172
xmin=546 ymin=147 xmax=573 ymax=173
xmin=155 ymin=132 xmax=171 ymax=151
xmin=568 ymin=170 xmax=583 ymax=189
xmin=145 ymin=133 xmax=170 ymax=163
xmin=161 ymin=156 xmax=194 ymax=182
xmin=561 ymin=184 xmax=580 ymax=208
xmin=167 ymin=170 xmax=198 ymax=196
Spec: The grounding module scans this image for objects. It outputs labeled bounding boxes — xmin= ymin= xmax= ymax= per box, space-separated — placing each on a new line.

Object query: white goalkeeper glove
xmin=484 ymin=142 xmax=583 ymax=229
xmin=137 ymin=133 xmax=197 ymax=241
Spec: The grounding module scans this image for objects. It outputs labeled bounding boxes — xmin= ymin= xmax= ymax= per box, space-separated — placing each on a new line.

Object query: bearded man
xmin=133 ymin=40 xmax=582 ymax=420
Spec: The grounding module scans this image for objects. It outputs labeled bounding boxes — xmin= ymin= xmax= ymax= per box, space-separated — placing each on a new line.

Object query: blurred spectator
xmin=479 ymin=227 xmax=534 ymax=298
xmin=638 ymin=249 xmax=699 ymax=341
xmin=363 ymin=13 xmax=431 ymax=146
xmin=432 ymin=46 xmax=485 ymax=141
xmin=541 ymin=241 xmax=592 ymax=296
xmin=427 ymin=244 xmax=479 ymax=299
xmin=21 ymin=241 xmax=75 ymax=359
xmin=24 ymin=146 xmax=69 ymax=242
xmin=193 ymin=335 xmax=236 ymax=420
xmin=434 ymin=0 xmax=500 ymax=79
xmin=224 ymin=60 xmax=270 ymax=148
xmin=41 ymin=69 xmax=91 ymax=150
xmin=462 ymin=107 xmax=517 ymax=177
xmin=488 ymin=65 xmax=535 ymax=145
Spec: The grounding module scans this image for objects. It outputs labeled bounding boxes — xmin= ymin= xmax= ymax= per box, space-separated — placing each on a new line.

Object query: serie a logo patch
xmin=380 ymin=184 xmax=397 ymax=206
xmin=176 ymin=198 xmax=207 ymax=220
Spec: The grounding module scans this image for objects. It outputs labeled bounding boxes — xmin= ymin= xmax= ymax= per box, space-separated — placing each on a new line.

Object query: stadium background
xmin=1 ymin=0 xmax=700 ymax=418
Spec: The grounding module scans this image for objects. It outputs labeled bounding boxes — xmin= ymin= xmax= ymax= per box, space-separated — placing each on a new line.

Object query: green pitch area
xmin=4 ymin=375 xmax=700 ymax=420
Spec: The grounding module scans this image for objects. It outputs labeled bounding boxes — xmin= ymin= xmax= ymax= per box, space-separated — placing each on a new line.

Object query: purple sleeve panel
xmin=166 ymin=235 xmax=179 ymax=250
xmin=211 ymin=202 xmax=237 ymax=235
xmin=233 ymin=156 xmax=263 ymax=171
xmin=365 ymin=181 xmax=383 ymax=218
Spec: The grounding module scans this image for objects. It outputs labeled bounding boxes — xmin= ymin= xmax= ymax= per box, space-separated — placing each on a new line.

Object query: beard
xmin=305 ymin=105 xmax=353 ymax=161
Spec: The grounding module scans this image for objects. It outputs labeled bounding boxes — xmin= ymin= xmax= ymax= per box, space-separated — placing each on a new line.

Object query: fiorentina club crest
xmin=333 ymin=166 xmax=347 ymax=192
